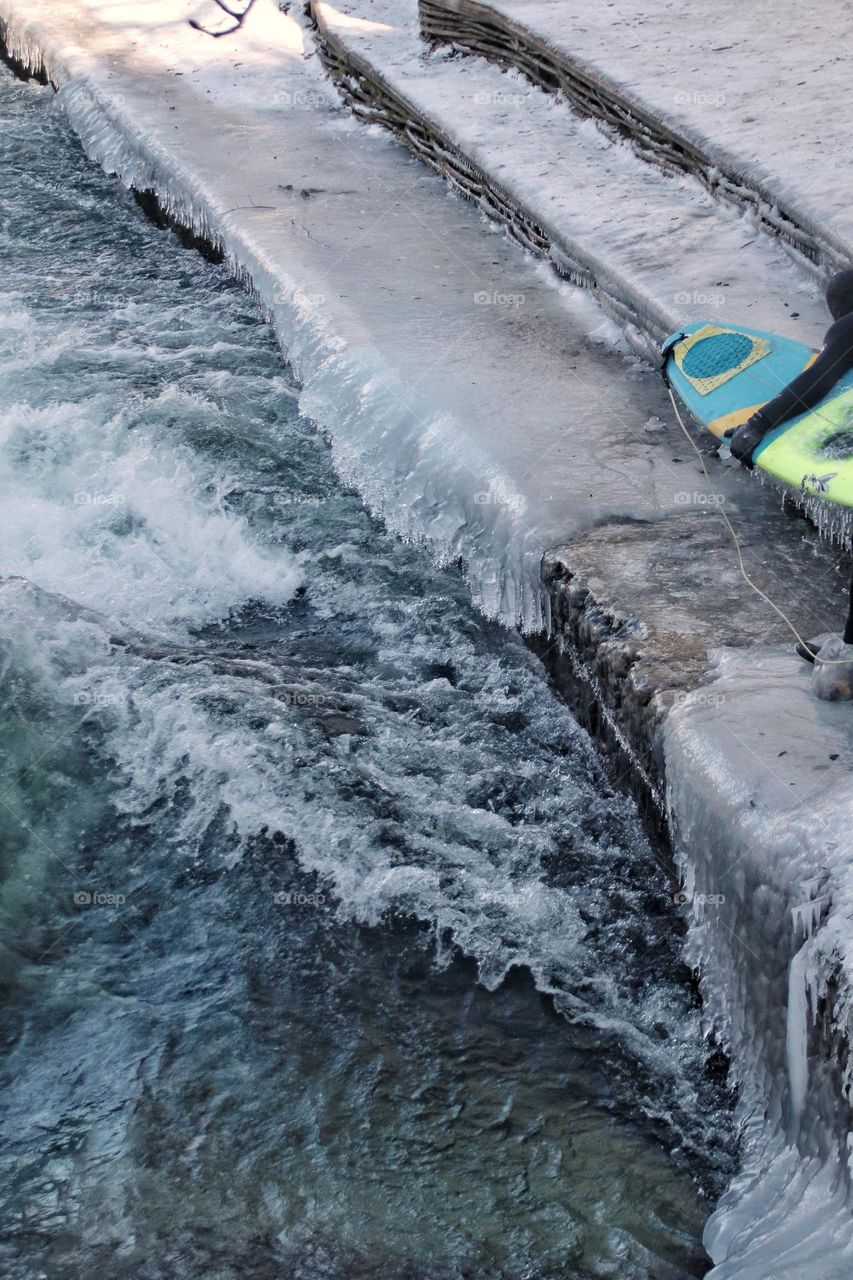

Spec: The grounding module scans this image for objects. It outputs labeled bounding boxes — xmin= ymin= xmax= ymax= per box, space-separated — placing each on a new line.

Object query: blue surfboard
xmin=663 ymin=321 xmax=853 ymax=507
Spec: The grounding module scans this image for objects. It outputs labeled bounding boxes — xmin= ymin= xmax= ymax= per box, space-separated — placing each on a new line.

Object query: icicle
xmin=786 ymin=942 xmax=811 ymax=1128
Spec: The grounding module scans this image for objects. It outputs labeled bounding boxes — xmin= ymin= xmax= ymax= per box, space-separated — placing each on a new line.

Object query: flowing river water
xmin=0 ymin=67 xmax=737 ymax=1279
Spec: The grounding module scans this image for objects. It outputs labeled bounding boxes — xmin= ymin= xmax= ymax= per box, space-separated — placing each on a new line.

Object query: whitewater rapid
xmin=0 ymin=65 xmax=733 ymax=1278
xmin=5 ymin=0 xmax=853 ymax=1270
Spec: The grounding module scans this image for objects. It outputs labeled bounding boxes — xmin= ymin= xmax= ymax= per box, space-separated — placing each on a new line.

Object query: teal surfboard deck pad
xmin=677 ymin=328 xmax=770 ymax=393
xmin=663 ymin=320 xmax=853 ymax=508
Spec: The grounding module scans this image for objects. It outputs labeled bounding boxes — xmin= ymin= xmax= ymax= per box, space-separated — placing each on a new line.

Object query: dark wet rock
xmin=422 ymin=661 xmax=457 ymax=686
xmin=490 ymin=709 xmax=529 ymax=733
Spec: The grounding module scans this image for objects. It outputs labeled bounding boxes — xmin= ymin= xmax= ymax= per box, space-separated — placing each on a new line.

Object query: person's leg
xmin=798 ymin=565 xmax=853 ymax=662
xmin=812 ymin=575 xmax=853 ymax=698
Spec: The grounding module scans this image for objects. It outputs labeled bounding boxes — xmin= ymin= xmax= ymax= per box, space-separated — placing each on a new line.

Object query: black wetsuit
xmin=727 ymin=268 xmax=853 ymax=645
xmin=729 ymin=311 xmax=853 ymax=460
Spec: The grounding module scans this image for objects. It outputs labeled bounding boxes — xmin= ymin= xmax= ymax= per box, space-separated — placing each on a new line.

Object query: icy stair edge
xmin=308 ymin=0 xmax=828 ymax=362
xmin=418 ymin=0 xmax=852 ymax=274
xmin=310 ymin=2 xmax=676 ymax=357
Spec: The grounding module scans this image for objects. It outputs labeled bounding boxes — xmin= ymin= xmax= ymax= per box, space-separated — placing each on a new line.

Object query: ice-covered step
xmin=419 ymin=0 xmax=853 ymax=272
xmin=666 ymin=649 xmax=853 ymax=1280
xmin=310 ymin=0 xmax=828 ymax=357
xmin=1 ymin=0 xmax=742 ymax=634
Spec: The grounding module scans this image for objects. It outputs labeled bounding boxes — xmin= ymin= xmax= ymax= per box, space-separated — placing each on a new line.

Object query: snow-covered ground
xmin=3 ymin=2 xmax=853 ymax=1277
xmin=313 ymin=0 xmax=829 ymax=347
xmin=431 ymin=0 xmax=853 ymax=265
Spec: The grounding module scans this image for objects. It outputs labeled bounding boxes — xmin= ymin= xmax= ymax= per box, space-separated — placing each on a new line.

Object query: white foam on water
xmin=0 ymin=387 xmax=302 ymax=629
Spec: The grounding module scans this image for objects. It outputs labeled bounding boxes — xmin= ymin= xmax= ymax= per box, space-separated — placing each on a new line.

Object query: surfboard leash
xmin=664 ymin=382 xmax=852 ymax=665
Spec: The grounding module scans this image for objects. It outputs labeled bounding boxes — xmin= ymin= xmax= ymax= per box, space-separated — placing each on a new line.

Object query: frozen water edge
xmin=666 ymin=649 xmax=853 ymax=1278
xmin=4 ymin=3 xmax=853 ymax=1275
xmin=0 ymin=0 xmax=696 ymax=635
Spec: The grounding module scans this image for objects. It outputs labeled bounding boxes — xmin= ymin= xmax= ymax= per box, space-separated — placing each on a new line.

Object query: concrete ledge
xmin=418 ymin=0 xmax=851 ymax=273
xmin=308 ymin=1 xmax=663 ymax=358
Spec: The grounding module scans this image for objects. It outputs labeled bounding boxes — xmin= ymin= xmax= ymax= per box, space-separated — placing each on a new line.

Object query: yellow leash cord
xmin=665 ymin=383 xmax=851 ymax=664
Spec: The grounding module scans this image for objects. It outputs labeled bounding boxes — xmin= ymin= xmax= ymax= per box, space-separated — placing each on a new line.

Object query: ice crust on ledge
xmin=666 ymin=648 xmax=853 ymax=1278
xmin=312 ymin=0 xmax=828 ymax=347
xmin=0 ymin=0 xmax=709 ymax=632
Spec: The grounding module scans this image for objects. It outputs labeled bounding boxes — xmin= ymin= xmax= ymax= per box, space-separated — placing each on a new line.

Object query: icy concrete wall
xmin=665 ymin=651 xmax=853 ymax=1278
xmin=539 ymin=543 xmax=853 ymax=1278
